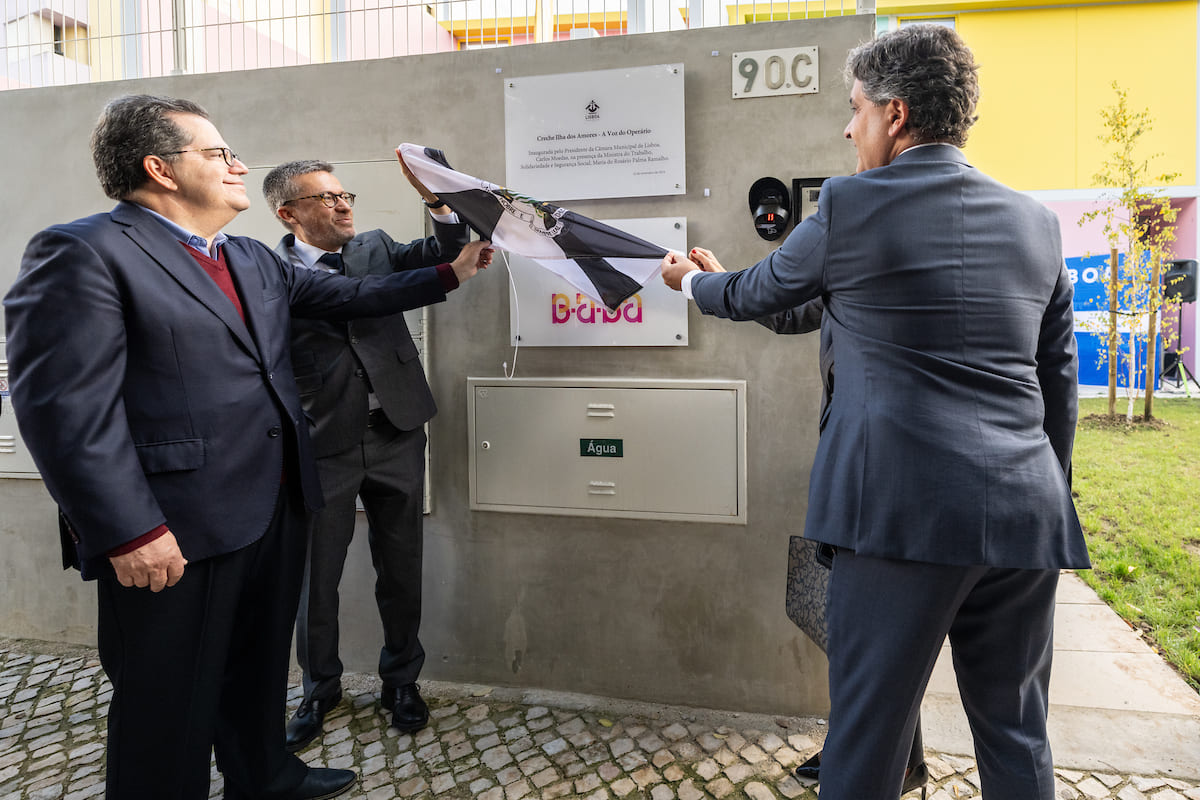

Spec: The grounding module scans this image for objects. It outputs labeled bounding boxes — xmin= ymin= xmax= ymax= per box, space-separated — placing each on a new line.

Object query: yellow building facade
xmin=947 ymin=1 xmax=1197 ymax=192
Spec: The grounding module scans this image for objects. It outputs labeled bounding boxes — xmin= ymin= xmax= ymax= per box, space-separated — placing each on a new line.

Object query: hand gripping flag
xmin=400 ymin=143 xmax=668 ymax=311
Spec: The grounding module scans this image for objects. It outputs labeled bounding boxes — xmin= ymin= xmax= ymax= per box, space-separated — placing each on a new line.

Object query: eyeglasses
xmin=161 ymin=147 xmax=240 ymax=167
xmin=284 ymin=192 xmax=357 ymax=208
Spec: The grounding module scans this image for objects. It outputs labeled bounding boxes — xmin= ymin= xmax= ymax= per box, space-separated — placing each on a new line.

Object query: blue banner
xmin=1067 ymin=254 xmax=1161 ymax=389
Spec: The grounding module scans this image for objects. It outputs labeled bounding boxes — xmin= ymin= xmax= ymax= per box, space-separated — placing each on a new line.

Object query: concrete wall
xmin=0 ymin=15 xmax=869 ymax=715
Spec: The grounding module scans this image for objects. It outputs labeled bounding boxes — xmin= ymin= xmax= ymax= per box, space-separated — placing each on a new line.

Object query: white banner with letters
xmin=506 ymin=217 xmax=688 ymax=347
xmin=504 ymin=64 xmax=686 ymax=201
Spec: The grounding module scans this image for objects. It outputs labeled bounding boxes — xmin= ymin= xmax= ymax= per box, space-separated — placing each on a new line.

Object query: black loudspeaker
xmin=1163 ymin=351 xmax=1181 ymax=381
xmin=1163 ymin=259 xmax=1197 ymax=302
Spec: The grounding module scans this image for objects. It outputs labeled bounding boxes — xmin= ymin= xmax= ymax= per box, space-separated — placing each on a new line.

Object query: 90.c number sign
xmin=731 ymin=46 xmax=819 ymax=99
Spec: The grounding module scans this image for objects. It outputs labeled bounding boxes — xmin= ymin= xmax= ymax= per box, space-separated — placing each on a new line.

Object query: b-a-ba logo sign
xmin=551 ymin=293 xmax=643 ymax=324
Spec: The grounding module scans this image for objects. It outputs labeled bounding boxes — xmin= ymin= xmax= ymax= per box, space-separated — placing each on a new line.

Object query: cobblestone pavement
xmin=2 ymin=640 xmax=1199 ymax=800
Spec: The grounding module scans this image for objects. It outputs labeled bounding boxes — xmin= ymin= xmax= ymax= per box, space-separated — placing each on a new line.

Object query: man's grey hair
xmin=262 ymin=160 xmax=335 ymax=220
xmin=845 ymin=24 xmax=980 ymax=148
xmin=90 ymin=94 xmax=208 ymax=200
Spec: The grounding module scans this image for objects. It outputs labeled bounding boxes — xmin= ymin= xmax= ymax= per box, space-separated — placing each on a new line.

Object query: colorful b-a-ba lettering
xmin=551 ymin=293 xmax=643 ymax=324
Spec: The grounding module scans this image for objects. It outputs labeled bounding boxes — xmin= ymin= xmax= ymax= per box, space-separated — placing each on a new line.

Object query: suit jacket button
xmin=267 ymin=426 xmax=281 ymax=438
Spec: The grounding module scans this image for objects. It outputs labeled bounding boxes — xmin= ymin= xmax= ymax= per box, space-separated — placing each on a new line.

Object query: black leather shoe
xmin=901 ymin=762 xmax=929 ymax=799
xmin=382 ymin=682 xmax=429 ymax=732
xmin=792 ymin=751 xmax=926 ymax=797
xmin=288 ymin=767 xmax=356 ymax=800
xmin=794 ymin=751 xmax=821 ymax=780
xmin=285 ymin=690 xmax=342 ymax=753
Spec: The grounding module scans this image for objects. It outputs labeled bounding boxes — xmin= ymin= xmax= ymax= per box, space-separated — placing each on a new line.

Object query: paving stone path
xmin=2 ymin=640 xmax=1198 ymax=799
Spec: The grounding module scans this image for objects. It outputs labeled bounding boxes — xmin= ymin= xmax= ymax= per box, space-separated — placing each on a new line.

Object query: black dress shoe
xmin=901 ymin=762 xmax=929 ymax=800
xmin=289 ymin=767 xmax=356 ymax=800
xmin=794 ymin=751 xmax=821 ymax=780
xmin=793 ymin=751 xmax=927 ymax=798
xmin=382 ymin=682 xmax=429 ymax=732
xmin=285 ymin=690 xmax=342 ymax=753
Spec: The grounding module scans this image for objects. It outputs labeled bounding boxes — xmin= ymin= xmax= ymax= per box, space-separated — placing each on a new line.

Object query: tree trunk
xmin=1108 ymin=248 xmax=1119 ymax=417
xmin=1144 ymin=257 xmax=1162 ymax=421
xmin=1127 ymin=332 xmax=1136 ymax=422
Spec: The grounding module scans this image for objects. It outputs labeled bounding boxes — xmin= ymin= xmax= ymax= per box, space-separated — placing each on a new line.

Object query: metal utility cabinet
xmin=468 ymin=377 xmax=747 ymax=524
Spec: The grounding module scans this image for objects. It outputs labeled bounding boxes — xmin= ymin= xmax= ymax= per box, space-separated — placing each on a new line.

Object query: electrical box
xmin=792 ymin=178 xmax=826 ymax=223
xmin=468 ymin=377 xmax=746 ymax=524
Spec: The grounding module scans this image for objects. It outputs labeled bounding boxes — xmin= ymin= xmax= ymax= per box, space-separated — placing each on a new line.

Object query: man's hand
xmin=660 ymin=250 xmax=700 ymax=291
xmin=688 ymin=247 xmax=726 ymax=273
xmin=396 ymin=148 xmax=449 ymax=214
xmin=451 ymin=240 xmax=493 ymax=284
xmin=109 ymin=531 xmax=187 ymax=592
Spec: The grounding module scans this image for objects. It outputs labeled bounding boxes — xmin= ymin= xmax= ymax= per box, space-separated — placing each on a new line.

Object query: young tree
xmin=1079 ymin=82 xmax=1181 ymax=422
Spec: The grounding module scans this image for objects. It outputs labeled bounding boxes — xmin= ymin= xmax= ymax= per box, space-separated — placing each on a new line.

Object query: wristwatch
xmin=423 ymin=198 xmax=447 ymax=210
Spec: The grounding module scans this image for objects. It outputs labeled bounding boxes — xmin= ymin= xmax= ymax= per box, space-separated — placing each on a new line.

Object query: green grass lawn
xmin=1071 ymin=396 xmax=1200 ymax=692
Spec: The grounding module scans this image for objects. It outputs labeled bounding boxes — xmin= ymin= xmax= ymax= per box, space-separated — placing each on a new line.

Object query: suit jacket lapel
xmin=113 ymin=202 xmax=260 ymax=361
xmin=341 ymin=237 xmax=368 ymax=278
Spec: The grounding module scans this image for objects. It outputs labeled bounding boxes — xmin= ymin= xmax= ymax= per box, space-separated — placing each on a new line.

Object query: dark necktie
xmin=317 ymin=252 xmax=343 ymax=272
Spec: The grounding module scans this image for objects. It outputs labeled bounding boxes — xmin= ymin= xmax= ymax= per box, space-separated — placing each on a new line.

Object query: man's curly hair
xmin=845 ymin=25 xmax=980 ymax=148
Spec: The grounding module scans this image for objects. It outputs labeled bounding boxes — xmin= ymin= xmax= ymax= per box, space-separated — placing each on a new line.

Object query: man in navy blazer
xmin=662 ymin=26 xmax=1088 ymax=800
xmin=4 ymin=94 xmax=489 ymax=800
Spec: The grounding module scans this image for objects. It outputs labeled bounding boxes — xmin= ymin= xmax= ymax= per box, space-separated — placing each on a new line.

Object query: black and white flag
xmin=399 ymin=143 xmax=668 ymax=311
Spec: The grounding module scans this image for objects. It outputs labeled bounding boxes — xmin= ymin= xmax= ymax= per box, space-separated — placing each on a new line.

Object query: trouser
xmin=295 ymin=422 xmax=427 ymax=702
xmin=818 ymin=549 xmax=1059 ymax=800
xmin=98 ymin=488 xmax=309 ymax=800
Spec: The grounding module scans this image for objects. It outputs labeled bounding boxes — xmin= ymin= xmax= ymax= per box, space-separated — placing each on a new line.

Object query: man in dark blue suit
xmin=4 ymin=94 xmax=490 ymax=800
xmin=663 ymin=26 xmax=1088 ymax=800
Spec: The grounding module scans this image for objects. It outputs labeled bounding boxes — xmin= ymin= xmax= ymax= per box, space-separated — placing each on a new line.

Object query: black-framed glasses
xmin=284 ymin=192 xmax=357 ymax=209
xmin=161 ymin=147 xmax=239 ymax=167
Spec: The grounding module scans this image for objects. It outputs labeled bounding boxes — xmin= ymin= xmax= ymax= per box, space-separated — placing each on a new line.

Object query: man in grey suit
xmin=662 ymin=25 xmax=1088 ymax=800
xmin=262 ymin=158 xmax=475 ymax=750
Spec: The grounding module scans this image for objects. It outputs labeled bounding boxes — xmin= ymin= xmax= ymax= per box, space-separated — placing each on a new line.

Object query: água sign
xmin=580 ymin=438 xmax=623 ymax=457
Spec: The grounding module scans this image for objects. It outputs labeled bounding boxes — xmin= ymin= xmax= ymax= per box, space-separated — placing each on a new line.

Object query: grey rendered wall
xmin=0 ymin=15 xmax=868 ymax=715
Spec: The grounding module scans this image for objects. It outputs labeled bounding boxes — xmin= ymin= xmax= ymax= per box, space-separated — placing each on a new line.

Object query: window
xmin=899 ymin=17 xmax=955 ymax=29
xmin=52 ymin=23 xmax=64 ymax=55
